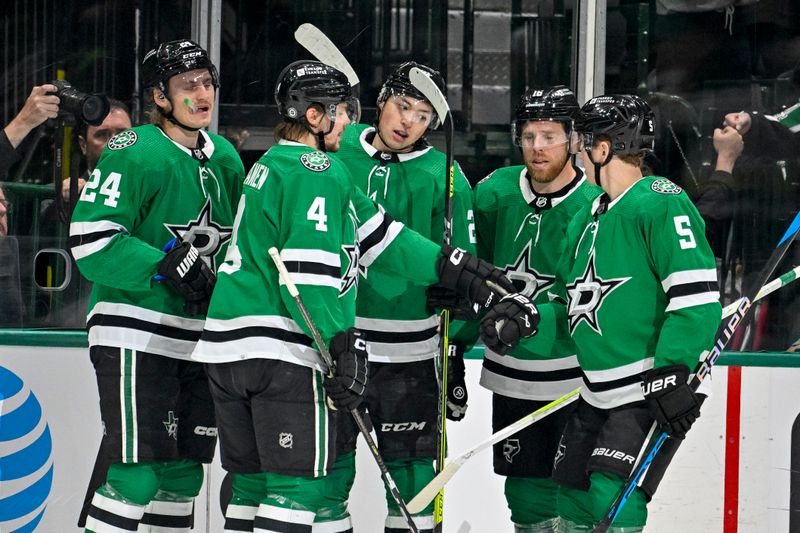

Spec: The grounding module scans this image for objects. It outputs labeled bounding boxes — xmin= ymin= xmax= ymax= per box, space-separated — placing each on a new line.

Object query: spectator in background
xmin=0 ymin=84 xmax=60 ymax=179
xmin=0 ymin=184 xmax=23 ymax=327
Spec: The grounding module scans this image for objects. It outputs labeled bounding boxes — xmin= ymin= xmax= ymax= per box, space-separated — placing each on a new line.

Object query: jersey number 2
xmin=673 ymin=215 xmax=696 ymax=249
xmin=81 ymin=169 xmax=122 ymax=208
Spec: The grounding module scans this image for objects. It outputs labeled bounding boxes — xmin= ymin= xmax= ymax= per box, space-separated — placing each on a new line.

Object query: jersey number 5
xmin=80 ymin=168 xmax=122 ymax=208
xmin=673 ymin=215 xmax=696 ymax=249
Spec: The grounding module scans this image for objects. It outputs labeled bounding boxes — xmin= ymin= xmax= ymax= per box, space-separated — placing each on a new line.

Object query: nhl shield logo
xmin=535 ymin=196 xmax=548 ymax=208
xmin=108 ymin=130 xmax=137 ymax=150
xmin=279 ymin=432 xmax=294 ymax=449
xmin=503 ymin=438 xmax=521 ymax=463
xmin=650 ymin=178 xmax=682 ymax=195
xmin=301 ymin=151 xmax=331 ymax=172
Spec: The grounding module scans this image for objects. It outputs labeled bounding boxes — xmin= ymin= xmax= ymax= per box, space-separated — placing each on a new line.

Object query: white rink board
xmin=0 ymin=345 xmax=795 ymax=532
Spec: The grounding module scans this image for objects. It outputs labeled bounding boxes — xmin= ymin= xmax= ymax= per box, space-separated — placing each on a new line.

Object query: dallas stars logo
xmin=164 ymin=199 xmax=232 ymax=270
xmin=566 ymin=252 xmax=630 ymax=335
xmin=163 ymin=411 xmax=179 ymax=441
xmin=505 ymin=241 xmax=555 ymax=300
xmin=340 ymin=203 xmax=366 ymax=296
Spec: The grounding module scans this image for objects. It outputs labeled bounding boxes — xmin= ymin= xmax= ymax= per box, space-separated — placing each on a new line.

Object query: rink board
xmin=1 ymin=341 xmax=799 ymax=532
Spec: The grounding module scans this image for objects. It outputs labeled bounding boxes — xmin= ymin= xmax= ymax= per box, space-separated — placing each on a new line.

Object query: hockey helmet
xmin=142 ymin=39 xmax=219 ymax=96
xmin=377 ymin=61 xmax=446 ymax=129
xmin=574 ymin=94 xmax=655 ymax=155
xmin=274 ymin=60 xmax=360 ymax=125
xmin=512 ymin=86 xmax=579 ymax=146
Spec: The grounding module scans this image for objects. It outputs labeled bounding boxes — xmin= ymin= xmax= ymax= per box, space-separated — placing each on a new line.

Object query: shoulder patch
xmin=300 ymin=151 xmax=331 ymax=172
xmin=107 ymin=130 xmax=137 ymax=150
xmin=650 ymin=178 xmax=682 ymax=195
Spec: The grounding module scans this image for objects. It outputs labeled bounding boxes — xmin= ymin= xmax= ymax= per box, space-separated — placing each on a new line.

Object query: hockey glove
xmin=436 ymin=244 xmax=515 ymax=312
xmin=446 ymin=344 xmax=468 ymax=421
xmin=324 ymin=328 xmax=369 ymax=411
xmin=426 ymin=284 xmax=480 ymax=320
xmin=157 ymin=241 xmax=216 ymax=315
xmin=479 ymin=293 xmax=540 ymax=356
xmin=642 ymin=364 xmax=701 ymax=440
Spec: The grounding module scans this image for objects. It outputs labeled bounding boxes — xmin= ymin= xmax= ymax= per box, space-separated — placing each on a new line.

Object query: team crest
xmin=503 ymin=439 xmax=521 ymax=463
xmin=107 ymin=130 xmax=137 ymax=150
xmin=650 ymin=178 xmax=682 ymax=195
xmin=164 ymin=199 xmax=233 ymax=270
xmin=163 ymin=411 xmax=179 ymax=441
xmin=566 ymin=252 xmax=630 ymax=335
xmin=504 ymin=241 xmax=555 ymax=300
xmin=300 ymin=151 xmax=331 ymax=172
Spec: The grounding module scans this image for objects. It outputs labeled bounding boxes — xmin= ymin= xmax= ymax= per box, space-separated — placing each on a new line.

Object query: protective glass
xmin=327 ymin=97 xmax=361 ymax=125
xmin=170 ymin=70 xmax=215 ymax=93
xmin=512 ymin=119 xmax=576 ymax=149
xmin=387 ymin=94 xmax=437 ymax=127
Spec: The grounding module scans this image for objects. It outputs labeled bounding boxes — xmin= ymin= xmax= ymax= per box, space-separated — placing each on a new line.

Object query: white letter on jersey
xmin=307 ymin=196 xmax=328 ymax=232
xmin=673 ymin=215 xmax=696 ymax=250
xmin=468 ymin=209 xmax=476 ymax=244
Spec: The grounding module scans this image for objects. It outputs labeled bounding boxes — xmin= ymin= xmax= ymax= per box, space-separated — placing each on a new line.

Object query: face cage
xmin=378 ymin=87 xmax=441 ymax=129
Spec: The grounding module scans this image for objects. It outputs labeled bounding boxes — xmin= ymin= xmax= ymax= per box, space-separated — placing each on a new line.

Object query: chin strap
xmin=585 ymin=146 xmax=614 ymax=189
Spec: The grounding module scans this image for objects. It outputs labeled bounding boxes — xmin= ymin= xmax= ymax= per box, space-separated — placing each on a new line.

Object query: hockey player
xmin=326 ymin=61 xmax=475 ymax=533
xmin=466 ymin=86 xmax=601 ymax=533
xmin=190 ymin=60 xmax=513 ymax=533
xmin=70 ymin=40 xmax=245 ymax=533
xmin=481 ymin=94 xmax=721 ymax=531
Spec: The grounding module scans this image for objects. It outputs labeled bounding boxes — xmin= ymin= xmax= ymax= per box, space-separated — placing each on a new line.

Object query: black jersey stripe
xmin=483 ymin=358 xmax=582 ymax=382
xmin=666 ymin=280 xmax=719 ymax=299
xmin=88 ymin=314 xmax=202 ymax=342
xmin=253 ymin=516 xmax=312 ymax=533
xmin=69 ymin=228 xmax=122 ymax=248
xmin=140 ymin=511 xmax=192 ymax=528
xmin=580 ymin=370 xmax=643 ymax=393
xmin=224 ymin=517 xmax=255 ymax=531
xmin=86 ymin=506 xmax=140 ymax=531
xmin=359 ymin=212 xmax=397 ymax=256
xmin=361 ymin=326 xmax=438 ymax=344
xmin=201 ymin=325 xmax=313 ymax=347
xmin=282 ymin=260 xmax=340 ymax=278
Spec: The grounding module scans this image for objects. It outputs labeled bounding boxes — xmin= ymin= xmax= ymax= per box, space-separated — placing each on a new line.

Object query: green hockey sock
xmin=505 ymin=476 xmax=559 ymax=525
xmin=557 ymin=472 xmax=647 ymax=529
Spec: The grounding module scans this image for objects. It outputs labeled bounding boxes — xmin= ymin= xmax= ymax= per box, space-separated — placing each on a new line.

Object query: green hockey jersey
xmin=550 ymin=176 xmax=721 ymax=409
xmin=70 ymin=124 xmax=244 ymax=360
xmin=473 ymin=165 xmax=602 ymax=400
xmin=192 ymin=141 xmax=442 ymax=371
xmin=336 ymin=124 xmax=476 ymax=363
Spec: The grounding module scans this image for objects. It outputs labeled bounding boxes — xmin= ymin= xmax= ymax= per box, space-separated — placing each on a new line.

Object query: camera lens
xmin=80 ymin=94 xmax=110 ymax=126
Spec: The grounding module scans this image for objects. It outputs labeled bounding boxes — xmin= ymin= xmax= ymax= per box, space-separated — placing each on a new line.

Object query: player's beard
xmin=527 ymin=148 xmax=570 ymax=185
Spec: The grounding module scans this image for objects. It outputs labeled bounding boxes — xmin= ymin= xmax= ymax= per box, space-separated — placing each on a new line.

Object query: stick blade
xmin=407 ymin=460 xmax=463 ymax=514
xmin=294 ymin=23 xmax=360 ymax=87
xmin=408 ymin=67 xmax=450 ymax=126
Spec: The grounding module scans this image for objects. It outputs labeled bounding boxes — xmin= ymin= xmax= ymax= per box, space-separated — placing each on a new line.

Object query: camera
xmin=49 ymin=80 xmax=110 ymax=126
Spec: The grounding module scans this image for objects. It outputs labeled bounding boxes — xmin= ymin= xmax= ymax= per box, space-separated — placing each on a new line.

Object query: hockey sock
xmin=384 ymin=457 xmax=434 ymax=532
xmin=224 ymin=472 xmax=265 ymax=532
xmin=313 ymin=451 xmax=356 ymax=532
xmin=84 ymin=462 xmax=160 ymax=533
xmin=138 ymin=460 xmax=203 ymax=532
xmin=557 ymin=472 xmax=647 ymax=529
xmin=505 ymin=476 xmax=559 ymax=525
xmin=255 ymin=472 xmax=332 ymax=532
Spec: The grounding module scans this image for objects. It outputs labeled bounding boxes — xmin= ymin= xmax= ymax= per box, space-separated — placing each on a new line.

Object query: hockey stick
xmin=409 ymin=66 xmax=455 ymax=532
xmin=407 ymin=387 xmax=580 ymax=514
xmin=720 ymin=263 xmax=800 ymax=319
xmin=592 ymin=210 xmax=800 ymax=533
xmin=294 ymin=23 xmax=360 ymax=87
xmin=267 ymin=247 xmax=419 ymax=533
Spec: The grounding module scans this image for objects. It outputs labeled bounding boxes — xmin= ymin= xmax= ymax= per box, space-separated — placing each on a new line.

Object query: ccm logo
xmin=381 ymin=422 xmax=426 ymax=432
xmin=591 ymin=447 xmax=635 ymax=464
xmin=641 ymin=375 xmax=677 ymax=395
xmin=194 ymin=426 xmax=218 ymax=437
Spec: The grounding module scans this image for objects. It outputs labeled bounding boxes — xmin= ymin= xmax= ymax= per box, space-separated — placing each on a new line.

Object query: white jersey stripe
xmin=661 ymin=268 xmax=717 ymax=292
xmin=280 ymin=248 xmax=340 ymax=267
xmin=360 ymin=220 xmax=403 ymax=266
xmin=70 ymin=219 xmax=127 ymax=236
xmin=583 ymin=357 xmax=654 ymax=383
xmin=72 ymin=237 xmax=116 ymax=260
xmin=666 ymin=290 xmax=721 ymax=312
xmin=483 ymin=349 xmax=578 ymax=371
xmin=479 ymin=370 xmax=582 ymax=401
xmin=286 ymin=272 xmax=341 ymax=290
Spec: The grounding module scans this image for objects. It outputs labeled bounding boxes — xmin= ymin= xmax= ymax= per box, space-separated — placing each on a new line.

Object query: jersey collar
xmin=519 ymin=165 xmax=586 ymax=211
xmin=157 ymin=126 xmax=216 ymax=163
xmin=359 ymin=127 xmax=433 ymax=164
xmin=591 ymin=176 xmax=647 ymax=216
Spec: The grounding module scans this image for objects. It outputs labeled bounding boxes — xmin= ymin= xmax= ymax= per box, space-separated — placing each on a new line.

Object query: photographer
xmin=0 ymin=84 xmax=60 ymax=179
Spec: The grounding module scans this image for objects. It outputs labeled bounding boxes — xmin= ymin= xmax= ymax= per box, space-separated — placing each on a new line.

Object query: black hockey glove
xmin=426 ymin=284 xmax=480 ymax=320
xmin=436 ymin=244 xmax=515 ymax=313
xmin=479 ymin=293 xmax=540 ymax=356
xmin=446 ymin=344 xmax=468 ymax=421
xmin=642 ymin=364 xmax=701 ymax=440
xmin=324 ymin=328 xmax=369 ymax=411
xmin=157 ymin=241 xmax=216 ymax=315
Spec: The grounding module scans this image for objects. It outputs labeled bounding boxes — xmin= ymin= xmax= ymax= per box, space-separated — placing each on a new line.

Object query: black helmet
xmin=377 ymin=61 xmax=446 ymax=128
xmin=512 ymin=86 xmax=579 ymax=146
xmin=575 ymin=94 xmax=655 ymax=155
xmin=274 ymin=60 xmax=359 ymax=125
xmin=142 ymin=39 xmax=219 ymax=96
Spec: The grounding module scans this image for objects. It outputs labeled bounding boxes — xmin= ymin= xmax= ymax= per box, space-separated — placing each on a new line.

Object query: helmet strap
xmin=585 ymin=142 xmax=613 ymax=189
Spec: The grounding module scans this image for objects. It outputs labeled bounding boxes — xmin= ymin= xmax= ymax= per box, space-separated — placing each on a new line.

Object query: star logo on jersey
xmin=503 ymin=439 xmax=521 ymax=463
xmin=504 ymin=241 xmax=555 ymax=300
xmin=164 ymin=199 xmax=232 ymax=270
xmin=553 ymin=436 xmax=566 ymax=469
xmin=650 ymin=178 xmax=682 ymax=195
xmin=340 ymin=243 xmax=364 ymax=296
xmin=300 ymin=151 xmax=331 ymax=172
xmin=107 ymin=130 xmax=137 ymax=150
xmin=566 ymin=252 xmax=630 ymax=335
xmin=163 ymin=411 xmax=179 ymax=441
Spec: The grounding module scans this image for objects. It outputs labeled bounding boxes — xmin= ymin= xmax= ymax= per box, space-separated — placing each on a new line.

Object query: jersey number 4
xmin=80 ymin=169 xmax=122 ymax=208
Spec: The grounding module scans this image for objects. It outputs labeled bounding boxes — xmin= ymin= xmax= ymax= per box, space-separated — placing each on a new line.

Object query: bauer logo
xmin=0 ymin=366 xmax=54 ymax=532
